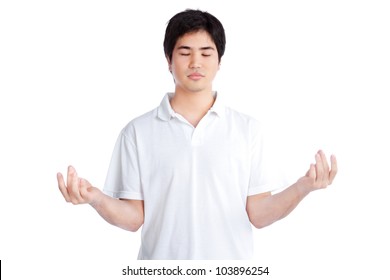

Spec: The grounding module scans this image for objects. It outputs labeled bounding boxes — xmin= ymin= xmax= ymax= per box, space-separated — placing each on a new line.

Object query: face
xmin=168 ymin=30 xmax=220 ymax=95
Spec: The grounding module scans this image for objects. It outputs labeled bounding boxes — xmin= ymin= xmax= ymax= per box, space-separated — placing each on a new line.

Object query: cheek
xmin=171 ymin=58 xmax=186 ymax=73
xmin=170 ymin=66 xmax=186 ymax=84
xmin=210 ymin=63 xmax=220 ymax=76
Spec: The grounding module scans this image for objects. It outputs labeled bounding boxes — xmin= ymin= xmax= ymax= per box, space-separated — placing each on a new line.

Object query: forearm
xmin=248 ymin=151 xmax=338 ymax=229
xmin=90 ymin=193 xmax=144 ymax=232
xmin=57 ymin=166 xmax=144 ymax=232
xmin=247 ymin=182 xmax=310 ymax=229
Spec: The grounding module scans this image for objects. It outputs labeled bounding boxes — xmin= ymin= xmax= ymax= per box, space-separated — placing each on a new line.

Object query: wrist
xmin=88 ymin=187 xmax=104 ymax=208
xmin=294 ymin=179 xmax=312 ymax=198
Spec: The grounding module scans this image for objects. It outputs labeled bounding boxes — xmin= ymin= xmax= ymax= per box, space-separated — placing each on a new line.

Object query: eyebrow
xmin=177 ymin=46 xmax=215 ymax=51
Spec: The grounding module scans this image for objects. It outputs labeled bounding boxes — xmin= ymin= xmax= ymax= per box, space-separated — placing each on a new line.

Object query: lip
xmin=188 ymin=72 xmax=204 ymax=80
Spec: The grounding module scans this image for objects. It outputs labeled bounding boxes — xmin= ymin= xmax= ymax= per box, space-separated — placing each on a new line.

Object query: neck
xmin=170 ymin=90 xmax=215 ymax=127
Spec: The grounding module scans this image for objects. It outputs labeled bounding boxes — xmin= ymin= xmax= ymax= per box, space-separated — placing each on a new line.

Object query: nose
xmin=189 ymin=53 xmax=202 ymax=69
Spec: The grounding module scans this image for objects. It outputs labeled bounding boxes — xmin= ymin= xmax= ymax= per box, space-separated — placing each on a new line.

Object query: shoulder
xmin=120 ymin=107 xmax=159 ymax=138
xmin=224 ymin=106 xmax=263 ymax=131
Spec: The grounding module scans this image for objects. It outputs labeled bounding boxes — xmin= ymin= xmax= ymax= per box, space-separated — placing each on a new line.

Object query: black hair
xmin=163 ymin=9 xmax=226 ymax=63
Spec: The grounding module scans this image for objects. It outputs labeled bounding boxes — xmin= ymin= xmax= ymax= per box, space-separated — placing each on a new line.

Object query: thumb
xmin=79 ymin=178 xmax=94 ymax=200
xmin=80 ymin=178 xmax=92 ymax=188
xmin=307 ymin=164 xmax=316 ymax=179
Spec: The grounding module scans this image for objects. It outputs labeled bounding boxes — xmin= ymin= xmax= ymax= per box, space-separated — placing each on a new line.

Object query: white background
xmin=1 ymin=0 xmax=389 ymax=279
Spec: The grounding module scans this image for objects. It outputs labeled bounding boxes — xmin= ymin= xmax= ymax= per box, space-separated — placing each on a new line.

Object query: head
xmin=163 ymin=9 xmax=226 ymax=64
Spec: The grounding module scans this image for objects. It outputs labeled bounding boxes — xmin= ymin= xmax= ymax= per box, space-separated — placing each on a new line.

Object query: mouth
xmin=187 ymin=72 xmax=204 ymax=80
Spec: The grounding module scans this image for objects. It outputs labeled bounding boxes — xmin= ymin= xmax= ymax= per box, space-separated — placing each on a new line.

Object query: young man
xmin=57 ymin=9 xmax=337 ymax=260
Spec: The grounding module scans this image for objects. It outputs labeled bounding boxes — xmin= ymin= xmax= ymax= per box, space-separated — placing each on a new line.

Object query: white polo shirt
xmin=103 ymin=92 xmax=275 ymax=260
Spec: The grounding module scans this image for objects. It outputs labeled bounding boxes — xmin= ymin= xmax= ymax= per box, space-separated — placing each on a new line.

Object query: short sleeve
xmin=103 ymin=125 xmax=144 ymax=200
xmin=247 ymin=121 xmax=281 ymax=196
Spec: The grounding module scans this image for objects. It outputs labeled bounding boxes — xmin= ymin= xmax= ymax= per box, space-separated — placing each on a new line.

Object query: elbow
xmin=249 ymin=217 xmax=271 ymax=229
xmin=251 ymin=221 xmax=264 ymax=230
xmin=248 ymin=212 xmax=262 ymax=229
xmin=126 ymin=216 xmax=144 ymax=232
xmin=248 ymin=210 xmax=274 ymax=229
xmin=246 ymin=192 xmax=275 ymax=229
xmin=128 ymin=226 xmax=142 ymax=232
xmin=118 ymin=199 xmax=144 ymax=232
xmin=247 ymin=207 xmax=267 ymax=229
xmin=130 ymin=223 xmax=143 ymax=232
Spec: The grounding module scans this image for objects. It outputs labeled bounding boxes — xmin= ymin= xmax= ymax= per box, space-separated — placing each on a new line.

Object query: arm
xmin=57 ymin=166 xmax=144 ymax=232
xmin=246 ymin=150 xmax=337 ymax=229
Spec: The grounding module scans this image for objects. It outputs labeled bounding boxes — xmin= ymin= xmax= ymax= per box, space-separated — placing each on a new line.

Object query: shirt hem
xmin=103 ymin=189 xmax=144 ymax=200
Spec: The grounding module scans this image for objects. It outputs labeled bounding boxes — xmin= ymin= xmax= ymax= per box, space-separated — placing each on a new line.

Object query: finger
xmin=66 ymin=165 xmax=74 ymax=190
xmin=57 ymin=172 xmax=71 ymax=202
xmin=67 ymin=166 xmax=83 ymax=204
xmin=315 ymin=152 xmax=324 ymax=182
xmin=328 ymin=154 xmax=338 ymax=184
xmin=319 ymin=150 xmax=331 ymax=184
xmin=319 ymin=150 xmax=330 ymax=174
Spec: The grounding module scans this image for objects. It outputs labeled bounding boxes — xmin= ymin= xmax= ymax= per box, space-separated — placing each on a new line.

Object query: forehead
xmin=175 ymin=30 xmax=216 ymax=49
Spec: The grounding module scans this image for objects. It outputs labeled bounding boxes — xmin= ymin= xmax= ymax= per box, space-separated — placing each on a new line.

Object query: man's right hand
xmin=57 ymin=166 xmax=102 ymax=205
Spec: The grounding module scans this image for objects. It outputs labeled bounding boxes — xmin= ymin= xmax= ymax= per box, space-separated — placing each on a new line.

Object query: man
xmin=57 ymin=9 xmax=337 ymax=260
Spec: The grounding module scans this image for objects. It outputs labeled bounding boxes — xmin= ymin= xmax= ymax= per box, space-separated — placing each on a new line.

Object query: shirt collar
xmin=209 ymin=91 xmax=226 ymax=117
xmin=157 ymin=92 xmax=176 ymax=121
xmin=157 ymin=92 xmax=225 ymax=121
